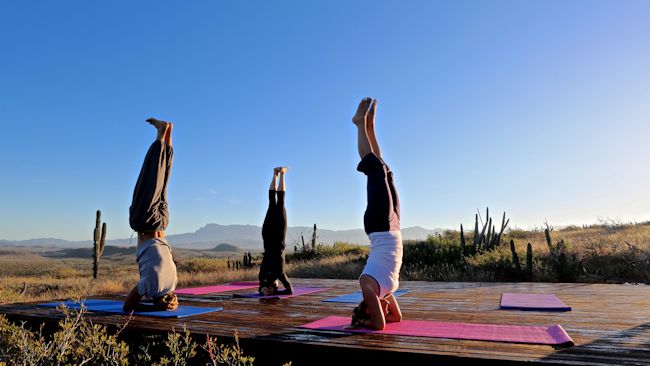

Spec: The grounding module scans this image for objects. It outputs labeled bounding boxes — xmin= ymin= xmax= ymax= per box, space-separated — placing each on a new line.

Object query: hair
xmin=153 ymin=291 xmax=178 ymax=311
xmin=351 ymin=301 xmax=370 ymax=327
xmin=258 ymin=275 xmax=279 ymax=294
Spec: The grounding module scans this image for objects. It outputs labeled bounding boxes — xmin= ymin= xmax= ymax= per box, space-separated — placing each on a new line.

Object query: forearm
xmin=123 ymin=286 xmax=142 ymax=312
xmin=278 ymin=273 xmax=293 ymax=293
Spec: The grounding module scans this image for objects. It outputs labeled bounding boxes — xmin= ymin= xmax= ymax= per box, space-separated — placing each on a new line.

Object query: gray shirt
xmin=136 ymin=238 xmax=178 ymax=298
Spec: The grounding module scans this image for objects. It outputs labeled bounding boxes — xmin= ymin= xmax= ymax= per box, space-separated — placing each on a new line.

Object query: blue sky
xmin=1 ymin=1 xmax=649 ymax=240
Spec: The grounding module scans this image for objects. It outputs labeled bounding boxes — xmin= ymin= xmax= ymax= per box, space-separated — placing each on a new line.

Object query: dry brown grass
xmin=2 ymin=222 xmax=650 ymax=305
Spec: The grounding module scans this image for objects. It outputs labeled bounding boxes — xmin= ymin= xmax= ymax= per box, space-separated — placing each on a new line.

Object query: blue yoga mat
xmin=322 ymin=289 xmax=412 ymax=303
xmin=39 ymin=299 xmax=223 ymax=318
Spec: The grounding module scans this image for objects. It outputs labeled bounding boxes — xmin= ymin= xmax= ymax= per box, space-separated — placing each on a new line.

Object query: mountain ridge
xmin=0 ymin=224 xmax=443 ymax=250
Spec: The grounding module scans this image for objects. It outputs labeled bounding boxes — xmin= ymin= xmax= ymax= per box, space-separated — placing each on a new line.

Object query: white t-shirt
xmin=360 ymin=230 xmax=403 ymax=298
xmin=136 ymin=238 xmax=178 ymax=298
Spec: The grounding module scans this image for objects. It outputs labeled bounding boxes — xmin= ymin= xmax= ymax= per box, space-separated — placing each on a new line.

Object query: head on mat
xmin=153 ymin=291 xmax=179 ymax=311
xmin=259 ymin=277 xmax=279 ymax=296
xmin=351 ymin=301 xmax=369 ymax=327
xmin=351 ymin=298 xmax=391 ymax=327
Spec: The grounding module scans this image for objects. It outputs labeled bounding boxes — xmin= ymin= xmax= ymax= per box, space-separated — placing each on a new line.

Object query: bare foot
xmin=146 ymin=117 xmax=171 ymax=133
xmin=352 ymin=97 xmax=372 ymax=126
xmin=280 ymin=167 xmax=289 ymax=174
xmin=274 ymin=167 xmax=282 ymax=175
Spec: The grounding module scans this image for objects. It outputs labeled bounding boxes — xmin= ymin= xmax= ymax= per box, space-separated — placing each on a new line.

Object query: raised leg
xmin=352 ymin=98 xmax=374 ymax=159
xmin=277 ymin=167 xmax=288 ymax=192
xmin=129 ymin=119 xmax=173 ymax=233
xmin=366 ymin=99 xmax=383 ymax=159
xmin=357 ymin=153 xmax=399 ymax=234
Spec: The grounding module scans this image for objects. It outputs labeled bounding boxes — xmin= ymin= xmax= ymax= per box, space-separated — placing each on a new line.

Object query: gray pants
xmin=129 ymin=140 xmax=173 ymax=232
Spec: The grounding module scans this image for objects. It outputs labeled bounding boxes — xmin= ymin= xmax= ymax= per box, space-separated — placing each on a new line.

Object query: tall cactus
xmin=509 ymin=239 xmax=523 ymax=275
xmin=311 ymin=223 xmax=317 ymax=252
xmin=468 ymin=208 xmax=509 ymax=251
xmin=544 ymin=225 xmax=578 ymax=282
xmin=92 ymin=210 xmax=107 ymax=279
xmin=526 ymin=243 xmax=533 ymax=281
xmin=459 ymin=224 xmax=466 ymax=257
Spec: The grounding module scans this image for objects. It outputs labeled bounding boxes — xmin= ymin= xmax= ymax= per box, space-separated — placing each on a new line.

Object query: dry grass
xmin=2 ymin=222 xmax=650 ymax=305
xmin=504 ymin=222 xmax=650 ymax=282
xmin=0 ymin=255 xmax=259 ymax=304
xmin=287 ymin=254 xmax=365 ymax=279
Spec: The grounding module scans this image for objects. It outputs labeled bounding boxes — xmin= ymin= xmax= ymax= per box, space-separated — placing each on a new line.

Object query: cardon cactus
xmin=526 ymin=243 xmax=533 ymax=282
xmin=465 ymin=208 xmax=510 ymax=252
xmin=544 ymin=224 xmax=579 ymax=282
xmin=92 ymin=210 xmax=107 ymax=279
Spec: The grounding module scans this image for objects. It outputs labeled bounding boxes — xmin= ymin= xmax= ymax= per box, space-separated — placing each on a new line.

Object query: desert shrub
xmin=400 ymin=236 xmax=465 ymax=281
xmin=0 ymin=310 xmax=265 ymax=366
xmin=177 ymin=258 xmax=228 ymax=273
xmin=288 ymin=242 xmax=368 ymax=262
xmin=0 ymin=306 xmax=130 ymax=365
xmin=288 ymin=254 xmax=366 ymax=279
xmin=464 ymin=247 xmax=520 ymax=281
xmin=203 ymin=332 xmax=255 ymax=366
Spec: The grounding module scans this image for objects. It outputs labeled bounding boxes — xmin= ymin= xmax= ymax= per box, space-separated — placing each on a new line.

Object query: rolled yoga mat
xmin=176 ymin=283 xmax=259 ymax=295
xmin=500 ymin=293 xmax=571 ymax=311
xmin=299 ymin=316 xmax=574 ymax=346
xmin=323 ymin=289 xmax=411 ymax=303
xmin=233 ymin=287 xmax=328 ymax=299
xmin=39 ymin=299 xmax=223 ymax=318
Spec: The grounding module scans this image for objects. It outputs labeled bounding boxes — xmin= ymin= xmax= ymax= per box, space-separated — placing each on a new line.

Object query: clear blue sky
xmin=1 ymin=1 xmax=649 ymax=241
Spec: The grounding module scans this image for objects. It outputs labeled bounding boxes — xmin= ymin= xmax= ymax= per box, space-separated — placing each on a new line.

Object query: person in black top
xmin=258 ymin=166 xmax=293 ymax=295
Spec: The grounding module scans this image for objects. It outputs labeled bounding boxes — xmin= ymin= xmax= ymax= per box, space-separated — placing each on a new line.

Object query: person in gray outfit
xmin=123 ymin=117 xmax=178 ymax=312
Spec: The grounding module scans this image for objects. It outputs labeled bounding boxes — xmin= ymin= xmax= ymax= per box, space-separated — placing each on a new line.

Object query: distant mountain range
xmin=0 ymin=224 xmax=443 ymax=250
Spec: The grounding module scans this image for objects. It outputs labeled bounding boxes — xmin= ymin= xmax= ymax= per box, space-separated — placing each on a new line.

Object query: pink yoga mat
xmin=175 ymin=283 xmax=258 ymax=295
xmin=500 ymin=293 xmax=571 ymax=311
xmin=299 ymin=316 xmax=574 ymax=346
xmin=233 ymin=287 xmax=328 ymax=299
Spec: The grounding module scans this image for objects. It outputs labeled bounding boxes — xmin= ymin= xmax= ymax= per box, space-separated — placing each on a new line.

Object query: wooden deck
xmin=2 ymin=279 xmax=650 ymax=365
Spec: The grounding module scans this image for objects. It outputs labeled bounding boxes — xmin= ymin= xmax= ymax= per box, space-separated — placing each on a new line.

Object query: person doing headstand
xmin=123 ymin=118 xmax=179 ymax=312
xmin=258 ymin=167 xmax=293 ymax=296
xmin=350 ymin=97 xmax=403 ymax=330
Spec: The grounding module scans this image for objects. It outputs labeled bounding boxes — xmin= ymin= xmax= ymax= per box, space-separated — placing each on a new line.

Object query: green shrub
xmin=0 ymin=307 xmax=263 ymax=366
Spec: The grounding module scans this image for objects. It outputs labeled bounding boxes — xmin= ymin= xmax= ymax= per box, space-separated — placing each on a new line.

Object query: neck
xmin=138 ymin=231 xmax=165 ymax=245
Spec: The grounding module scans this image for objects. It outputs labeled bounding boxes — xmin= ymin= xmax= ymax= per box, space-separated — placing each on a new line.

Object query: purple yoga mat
xmin=233 ymin=287 xmax=328 ymax=299
xmin=299 ymin=316 xmax=574 ymax=346
xmin=500 ymin=293 xmax=571 ymax=311
xmin=175 ymin=283 xmax=258 ymax=295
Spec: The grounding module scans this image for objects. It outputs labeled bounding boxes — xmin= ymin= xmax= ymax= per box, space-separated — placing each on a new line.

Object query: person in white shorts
xmin=350 ymin=97 xmax=403 ymax=330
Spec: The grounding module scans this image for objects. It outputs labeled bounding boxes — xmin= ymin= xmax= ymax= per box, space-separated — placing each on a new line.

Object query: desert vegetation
xmin=2 ymin=219 xmax=650 ymax=364
xmin=2 ymin=220 xmax=650 ymax=306
xmin=0 ymin=305 xmax=264 ymax=365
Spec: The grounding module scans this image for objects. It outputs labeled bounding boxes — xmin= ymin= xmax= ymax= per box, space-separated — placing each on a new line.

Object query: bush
xmin=0 ymin=306 xmax=263 ymax=366
xmin=288 ymin=242 xmax=368 ymax=262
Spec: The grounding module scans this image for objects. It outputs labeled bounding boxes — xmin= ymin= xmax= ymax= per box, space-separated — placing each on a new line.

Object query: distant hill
xmin=209 ymin=243 xmax=242 ymax=252
xmin=0 ymin=224 xmax=443 ymax=250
